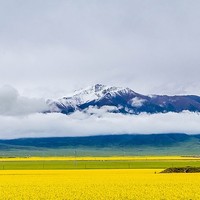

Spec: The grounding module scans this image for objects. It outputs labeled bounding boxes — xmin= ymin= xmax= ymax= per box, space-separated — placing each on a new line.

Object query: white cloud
xmin=84 ymin=106 xmax=118 ymax=116
xmin=0 ymin=85 xmax=48 ymax=116
xmin=129 ymin=97 xmax=146 ymax=107
xmin=0 ymin=110 xmax=200 ymax=139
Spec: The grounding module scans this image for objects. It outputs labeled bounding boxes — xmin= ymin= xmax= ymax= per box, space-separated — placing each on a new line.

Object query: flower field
xmin=0 ymin=169 xmax=200 ymax=200
xmin=0 ymin=156 xmax=199 ymax=161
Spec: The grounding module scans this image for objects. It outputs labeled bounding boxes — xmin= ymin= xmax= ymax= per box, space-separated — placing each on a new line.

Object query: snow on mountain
xmin=47 ymin=84 xmax=138 ymax=113
xmin=68 ymin=84 xmax=113 ymax=104
xmin=69 ymin=84 xmax=135 ymax=104
xmin=46 ymin=84 xmax=200 ymax=115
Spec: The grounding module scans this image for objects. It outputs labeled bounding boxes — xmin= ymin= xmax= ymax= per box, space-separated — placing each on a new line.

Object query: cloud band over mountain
xmin=0 ymin=85 xmax=200 ymax=139
xmin=0 ymin=110 xmax=200 ymax=139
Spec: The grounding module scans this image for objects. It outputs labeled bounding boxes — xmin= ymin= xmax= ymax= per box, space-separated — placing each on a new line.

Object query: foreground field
xmin=0 ymin=169 xmax=200 ymax=200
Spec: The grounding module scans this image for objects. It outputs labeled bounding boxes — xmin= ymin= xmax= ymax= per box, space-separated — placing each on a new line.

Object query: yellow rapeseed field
xmin=0 ymin=169 xmax=200 ymax=200
xmin=0 ymin=155 xmax=199 ymax=161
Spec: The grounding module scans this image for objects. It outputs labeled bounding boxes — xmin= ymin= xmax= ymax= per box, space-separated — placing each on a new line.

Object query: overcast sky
xmin=1 ymin=0 xmax=200 ymax=98
xmin=1 ymin=1 xmax=200 ymax=138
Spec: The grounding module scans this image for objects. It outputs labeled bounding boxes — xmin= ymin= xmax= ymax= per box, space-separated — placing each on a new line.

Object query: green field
xmin=1 ymin=159 xmax=200 ymax=170
xmin=1 ymin=142 xmax=200 ymax=157
xmin=0 ymin=134 xmax=200 ymax=170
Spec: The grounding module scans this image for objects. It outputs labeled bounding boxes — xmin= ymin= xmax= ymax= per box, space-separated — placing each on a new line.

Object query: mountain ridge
xmin=0 ymin=133 xmax=196 ymax=148
xmin=46 ymin=84 xmax=200 ymax=115
xmin=0 ymin=134 xmax=199 ymax=156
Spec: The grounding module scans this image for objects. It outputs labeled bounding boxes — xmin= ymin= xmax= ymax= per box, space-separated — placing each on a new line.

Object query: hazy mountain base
xmin=0 ymin=134 xmax=199 ymax=157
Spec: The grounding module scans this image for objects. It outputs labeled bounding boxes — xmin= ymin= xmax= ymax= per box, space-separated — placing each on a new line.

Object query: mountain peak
xmin=94 ymin=84 xmax=106 ymax=92
xmin=46 ymin=84 xmax=200 ymax=115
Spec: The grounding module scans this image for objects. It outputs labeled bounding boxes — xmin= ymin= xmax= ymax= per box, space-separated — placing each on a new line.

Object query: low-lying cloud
xmin=0 ymin=85 xmax=48 ymax=116
xmin=0 ymin=86 xmax=200 ymax=139
xmin=0 ymin=110 xmax=200 ymax=139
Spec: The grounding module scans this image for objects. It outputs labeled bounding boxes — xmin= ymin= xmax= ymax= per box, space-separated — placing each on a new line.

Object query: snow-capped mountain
xmin=46 ymin=84 xmax=200 ymax=115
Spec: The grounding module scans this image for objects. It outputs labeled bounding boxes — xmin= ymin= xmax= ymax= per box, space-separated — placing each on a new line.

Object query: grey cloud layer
xmin=0 ymin=111 xmax=200 ymax=139
xmin=0 ymin=85 xmax=48 ymax=116
xmin=0 ymin=1 xmax=200 ymax=97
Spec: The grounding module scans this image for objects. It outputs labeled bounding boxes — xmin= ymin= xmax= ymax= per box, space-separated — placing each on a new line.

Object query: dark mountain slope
xmin=0 ymin=133 xmax=197 ymax=148
xmin=47 ymin=84 xmax=200 ymax=115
